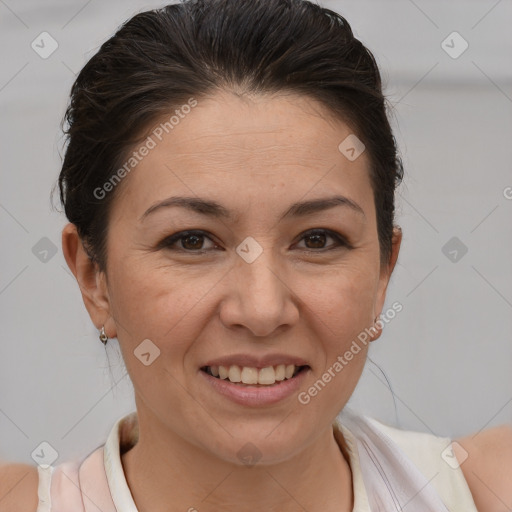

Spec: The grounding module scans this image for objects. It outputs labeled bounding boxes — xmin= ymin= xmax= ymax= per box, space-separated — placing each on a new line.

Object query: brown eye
xmin=181 ymin=234 xmax=205 ymax=250
xmin=159 ymin=230 xmax=218 ymax=252
xmin=304 ymin=232 xmax=327 ymax=249
xmin=295 ymin=229 xmax=349 ymax=251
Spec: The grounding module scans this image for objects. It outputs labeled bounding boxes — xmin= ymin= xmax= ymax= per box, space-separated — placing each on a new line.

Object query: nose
xmin=219 ymin=251 xmax=300 ymax=337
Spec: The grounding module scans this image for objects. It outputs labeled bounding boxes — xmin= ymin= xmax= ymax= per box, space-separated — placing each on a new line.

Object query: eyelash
xmin=158 ymin=229 xmax=352 ymax=254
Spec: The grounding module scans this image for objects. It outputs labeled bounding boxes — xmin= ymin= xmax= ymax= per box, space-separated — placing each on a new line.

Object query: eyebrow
xmin=139 ymin=195 xmax=365 ymax=222
xmin=140 ymin=196 xmax=233 ymax=222
xmin=281 ymin=195 xmax=365 ymax=220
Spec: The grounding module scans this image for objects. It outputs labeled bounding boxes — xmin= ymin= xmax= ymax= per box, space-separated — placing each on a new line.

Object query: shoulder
xmin=454 ymin=424 xmax=512 ymax=512
xmin=0 ymin=462 xmax=39 ymax=512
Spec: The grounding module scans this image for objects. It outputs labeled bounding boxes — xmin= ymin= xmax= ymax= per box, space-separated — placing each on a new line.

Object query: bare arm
xmin=0 ymin=463 xmax=39 ymax=512
xmin=454 ymin=424 xmax=512 ymax=512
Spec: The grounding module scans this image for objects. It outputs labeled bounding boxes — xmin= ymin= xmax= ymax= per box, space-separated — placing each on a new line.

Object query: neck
xmin=121 ymin=410 xmax=354 ymax=512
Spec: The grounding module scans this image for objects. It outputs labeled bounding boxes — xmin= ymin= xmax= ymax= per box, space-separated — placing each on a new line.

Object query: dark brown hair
xmin=54 ymin=0 xmax=403 ymax=272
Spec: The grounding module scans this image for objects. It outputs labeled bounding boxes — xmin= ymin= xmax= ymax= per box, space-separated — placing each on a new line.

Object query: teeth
xmin=241 ymin=366 xmax=258 ymax=384
xmin=228 ymin=365 xmax=242 ymax=383
xmin=258 ymin=366 xmax=275 ymax=385
xmin=207 ymin=364 xmax=303 ymax=385
xmin=218 ymin=365 xmax=228 ymax=380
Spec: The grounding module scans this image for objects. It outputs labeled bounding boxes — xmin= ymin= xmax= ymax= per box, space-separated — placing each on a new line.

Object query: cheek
xmin=302 ymin=265 xmax=378 ymax=335
xmin=107 ymin=257 xmax=213 ymax=345
xmin=107 ymin=261 xmax=215 ymax=400
xmin=297 ymin=271 xmax=374 ymax=415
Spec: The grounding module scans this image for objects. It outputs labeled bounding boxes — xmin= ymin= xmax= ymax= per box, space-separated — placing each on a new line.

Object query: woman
xmin=1 ymin=0 xmax=511 ymax=510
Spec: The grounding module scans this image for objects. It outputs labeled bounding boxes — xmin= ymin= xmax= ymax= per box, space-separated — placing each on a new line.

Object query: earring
xmin=99 ymin=325 xmax=108 ymax=345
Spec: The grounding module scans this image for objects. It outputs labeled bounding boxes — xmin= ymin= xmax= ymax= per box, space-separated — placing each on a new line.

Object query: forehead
xmin=111 ymin=91 xmax=373 ymax=220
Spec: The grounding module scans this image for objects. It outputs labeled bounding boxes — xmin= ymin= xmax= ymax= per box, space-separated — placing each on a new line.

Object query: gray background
xmin=1 ymin=0 xmax=511 ymax=465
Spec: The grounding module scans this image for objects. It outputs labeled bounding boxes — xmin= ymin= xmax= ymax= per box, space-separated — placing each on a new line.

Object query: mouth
xmin=200 ymin=364 xmax=310 ymax=387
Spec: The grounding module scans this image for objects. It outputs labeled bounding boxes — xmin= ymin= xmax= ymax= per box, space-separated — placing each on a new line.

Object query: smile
xmin=201 ymin=364 xmax=309 ymax=386
xmin=199 ymin=364 xmax=311 ymax=406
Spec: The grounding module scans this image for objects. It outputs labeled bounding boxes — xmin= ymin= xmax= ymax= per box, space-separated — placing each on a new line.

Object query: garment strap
xmin=47 ymin=446 xmax=118 ymax=512
xmin=338 ymin=407 xmax=451 ymax=512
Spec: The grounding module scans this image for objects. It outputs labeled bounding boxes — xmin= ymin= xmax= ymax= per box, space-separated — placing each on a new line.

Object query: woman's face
xmin=66 ymin=91 xmax=400 ymax=464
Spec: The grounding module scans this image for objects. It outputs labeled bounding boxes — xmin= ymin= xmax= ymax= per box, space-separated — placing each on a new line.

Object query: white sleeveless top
xmin=36 ymin=408 xmax=478 ymax=511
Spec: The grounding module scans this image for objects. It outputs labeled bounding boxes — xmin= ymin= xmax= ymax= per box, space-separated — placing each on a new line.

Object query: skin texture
xmin=62 ymin=90 xmax=403 ymax=512
xmin=1 ymin=90 xmax=510 ymax=512
xmin=455 ymin=425 xmax=512 ymax=512
xmin=0 ymin=90 xmax=509 ymax=512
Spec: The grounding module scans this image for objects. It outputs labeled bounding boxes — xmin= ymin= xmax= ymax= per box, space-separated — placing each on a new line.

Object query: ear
xmin=371 ymin=226 xmax=402 ymax=341
xmin=61 ymin=223 xmax=116 ymax=338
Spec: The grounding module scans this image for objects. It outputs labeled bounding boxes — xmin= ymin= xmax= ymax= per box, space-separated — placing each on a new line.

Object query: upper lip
xmin=201 ymin=354 xmax=310 ymax=370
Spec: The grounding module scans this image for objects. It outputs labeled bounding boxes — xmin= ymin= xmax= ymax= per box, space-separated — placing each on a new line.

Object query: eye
xmin=158 ymin=228 xmax=350 ymax=254
xmin=159 ymin=230 xmax=220 ymax=252
xmin=294 ymin=229 xmax=350 ymax=251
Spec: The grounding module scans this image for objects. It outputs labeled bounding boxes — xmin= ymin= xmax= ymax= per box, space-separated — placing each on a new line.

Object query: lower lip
xmin=199 ymin=368 xmax=310 ymax=406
